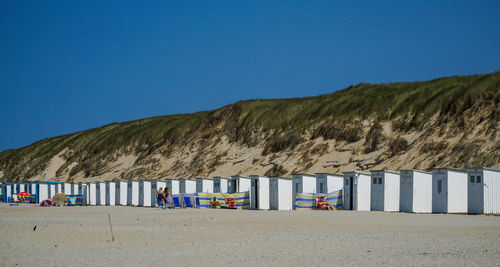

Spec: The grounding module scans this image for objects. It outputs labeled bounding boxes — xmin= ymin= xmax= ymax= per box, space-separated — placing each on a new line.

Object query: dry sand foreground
xmin=1 ymin=204 xmax=499 ymax=266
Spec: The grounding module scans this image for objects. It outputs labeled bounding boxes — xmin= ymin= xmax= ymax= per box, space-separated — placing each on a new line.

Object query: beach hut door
xmin=251 ymin=179 xmax=259 ymax=209
xmin=115 ymin=183 xmax=120 ymax=205
xmin=139 ymin=183 xmax=144 ymax=206
xmin=105 ymin=183 xmax=110 ymax=206
xmin=349 ymin=177 xmax=354 ymax=210
xmin=127 ymin=183 xmax=132 ymax=205
xmin=214 ymin=180 xmax=220 ymax=193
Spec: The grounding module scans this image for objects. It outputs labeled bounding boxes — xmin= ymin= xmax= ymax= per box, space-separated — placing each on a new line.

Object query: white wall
xmin=185 ymin=180 xmax=196 ymax=194
xmin=278 ymin=178 xmax=292 ymax=210
xmin=131 ymin=181 xmax=139 ymax=206
xmin=39 ymin=184 xmax=48 ymax=202
xmin=483 ymin=169 xmax=500 ymax=214
xmin=119 ymin=181 xmax=128 ymax=205
xmin=292 ymin=175 xmax=317 ymax=210
xmin=269 ymin=178 xmax=292 ymax=210
xmin=141 ymin=181 xmax=152 ymax=207
xmin=19 ymin=183 xmax=25 ymax=193
xmin=238 ymin=177 xmax=252 ymax=193
xmin=433 ymin=169 xmax=467 ymax=213
xmin=5 ymin=184 xmax=12 ymax=200
xmin=166 ymin=180 xmax=180 ymax=195
xmin=31 ymin=184 xmax=37 ymax=198
xmin=250 ymin=176 xmax=269 ymax=210
xmin=220 ymin=178 xmax=228 ymax=193
xmin=49 ymin=184 xmax=56 ymax=198
xmin=356 ymin=173 xmax=371 ymax=211
xmin=316 ymin=174 xmax=343 ymax=194
xmin=89 ymin=183 xmax=97 ymax=205
xmin=72 ymin=184 xmax=79 ymax=195
xmin=400 ymin=170 xmax=432 ymax=213
xmin=107 ymin=182 xmax=116 ymax=206
xmin=57 ymin=183 xmax=62 ymax=194
xmin=447 ymin=170 xmax=467 ymax=213
xmin=384 ymin=172 xmax=400 ymax=212
xmin=63 ymin=183 xmax=71 ymax=194
xmin=258 ymin=177 xmax=270 ymax=210
xmin=197 ymin=179 xmax=214 ymax=193
xmin=99 ymin=182 xmax=106 ymax=205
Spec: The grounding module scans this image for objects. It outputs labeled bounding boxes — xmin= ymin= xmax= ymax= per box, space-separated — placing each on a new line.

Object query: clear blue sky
xmin=1 ymin=1 xmax=499 ymax=152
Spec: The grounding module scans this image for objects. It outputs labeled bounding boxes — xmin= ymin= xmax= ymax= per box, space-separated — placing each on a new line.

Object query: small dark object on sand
xmin=33 ymin=225 xmax=37 ymax=231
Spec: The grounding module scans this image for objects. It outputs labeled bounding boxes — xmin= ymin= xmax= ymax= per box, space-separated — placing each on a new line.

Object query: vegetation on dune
xmin=0 ymin=72 xmax=499 ymax=179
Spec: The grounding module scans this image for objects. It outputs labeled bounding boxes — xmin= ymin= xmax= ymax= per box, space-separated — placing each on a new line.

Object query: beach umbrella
xmin=40 ymin=199 xmax=52 ymax=207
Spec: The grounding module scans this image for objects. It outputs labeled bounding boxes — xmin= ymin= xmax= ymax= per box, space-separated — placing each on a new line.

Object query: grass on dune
xmin=1 ymin=72 xmax=499 ymax=179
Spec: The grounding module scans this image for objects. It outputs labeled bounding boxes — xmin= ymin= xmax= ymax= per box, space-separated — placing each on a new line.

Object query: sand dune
xmin=1 ymin=204 xmax=499 ymax=266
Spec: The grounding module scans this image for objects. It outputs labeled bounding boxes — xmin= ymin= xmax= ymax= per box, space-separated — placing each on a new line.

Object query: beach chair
xmin=184 ymin=196 xmax=193 ymax=208
xmin=173 ymin=196 xmax=181 ymax=208
xmin=195 ymin=197 xmax=200 ymax=208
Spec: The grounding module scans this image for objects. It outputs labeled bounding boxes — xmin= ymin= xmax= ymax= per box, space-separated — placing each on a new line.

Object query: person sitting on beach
xmin=317 ymin=196 xmax=333 ymax=210
xmin=156 ymin=187 xmax=165 ymax=208
xmin=210 ymin=196 xmax=220 ymax=208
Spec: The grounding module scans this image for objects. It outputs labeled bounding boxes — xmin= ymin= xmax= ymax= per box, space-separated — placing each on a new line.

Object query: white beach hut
xmin=370 ymin=170 xmax=400 ymax=212
xmin=29 ymin=182 xmax=36 ymax=196
xmin=467 ymin=167 xmax=500 ymax=214
xmin=196 ymin=178 xmax=214 ymax=193
xmin=213 ymin=177 xmax=229 ymax=193
xmin=127 ymin=180 xmax=140 ymax=206
xmin=73 ymin=183 xmax=79 ymax=195
xmin=432 ymin=169 xmax=468 ymax=213
xmin=117 ymin=181 xmax=128 ymax=205
xmin=229 ymin=176 xmax=253 ymax=193
xmin=2 ymin=183 xmax=12 ymax=202
xmin=48 ymin=183 xmax=57 ymax=199
xmin=37 ymin=182 xmax=50 ymax=203
xmin=269 ymin=177 xmax=293 ymax=210
xmin=316 ymin=173 xmax=344 ymax=194
xmin=139 ymin=181 xmax=152 ymax=207
xmin=105 ymin=181 xmax=116 ymax=206
xmin=97 ymin=182 xmax=106 ymax=205
xmin=78 ymin=183 xmax=89 ymax=205
xmin=179 ymin=179 xmax=196 ymax=194
xmin=56 ymin=183 xmax=62 ymax=194
xmin=63 ymin=183 xmax=72 ymax=195
xmin=165 ymin=179 xmax=180 ymax=195
xmin=292 ymin=174 xmax=317 ymax=209
xmin=89 ymin=182 xmax=97 ymax=205
xmin=343 ymin=171 xmax=371 ymax=211
xmin=151 ymin=180 xmax=167 ymax=206
xmin=400 ymin=170 xmax=432 ymax=213
xmin=250 ymin=175 xmax=270 ymax=210
xmin=11 ymin=182 xmax=17 ymax=195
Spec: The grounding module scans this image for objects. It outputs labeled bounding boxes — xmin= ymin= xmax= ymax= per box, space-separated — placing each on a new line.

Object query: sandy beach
xmin=1 ymin=204 xmax=499 ymax=266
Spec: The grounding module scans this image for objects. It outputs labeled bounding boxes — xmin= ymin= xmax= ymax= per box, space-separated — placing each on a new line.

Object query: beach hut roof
xmin=343 ymin=171 xmax=371 ymax=175
xmin=432 ymin=168 xmax=467 ymax=173
xmin=315 ymin=172 xmax=343 ymax=177
xmin=370 ymin=170 xmax=400 ymax=175
xmin=469 ymin=166 xmax=500 ymax=172
xmin=400 ymin=169 xmax=432 ymax=174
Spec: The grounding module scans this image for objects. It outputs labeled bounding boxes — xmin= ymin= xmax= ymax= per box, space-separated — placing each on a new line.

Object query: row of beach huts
xmin=1 ymin=167 xmax=499 ymax=214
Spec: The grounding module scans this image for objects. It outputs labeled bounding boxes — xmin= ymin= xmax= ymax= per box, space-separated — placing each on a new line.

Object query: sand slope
xmin=1 ymin=204 xmax=499 ymax=266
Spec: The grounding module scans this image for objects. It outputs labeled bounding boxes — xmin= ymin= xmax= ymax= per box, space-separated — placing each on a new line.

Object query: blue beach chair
xmin=173 ymin=196 xmax=181 ymax=208
xmin=184 ymin=196 xmax=193 ymax=208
